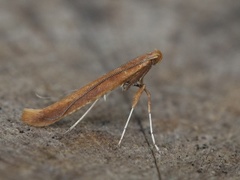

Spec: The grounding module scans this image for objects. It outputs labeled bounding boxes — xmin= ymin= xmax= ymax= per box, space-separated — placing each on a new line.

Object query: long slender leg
xmin=118 ymin=85 xmax=145 ymax=146
xmin=118 ymin=107 xmax=134 ymax=146
xmin=144 ymin=88 xmax=160 ymax=152
xmin=65 ymin=98 xmax=99 ymax=133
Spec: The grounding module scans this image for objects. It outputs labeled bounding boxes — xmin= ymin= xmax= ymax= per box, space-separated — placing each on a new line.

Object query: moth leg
xmin=118 ymin=85 xmax=145 ymax=146
xmin=144 ymin=88 xmax=160 ymax=152
xmin=65 ymin=98 xmax=99 ymax=133
xmin=103 ymin=94 xmax=107 ymax=101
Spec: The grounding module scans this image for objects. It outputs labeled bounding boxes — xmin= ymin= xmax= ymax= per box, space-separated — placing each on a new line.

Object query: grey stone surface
xmin=0 ymin=1 xmax=239 ymax=179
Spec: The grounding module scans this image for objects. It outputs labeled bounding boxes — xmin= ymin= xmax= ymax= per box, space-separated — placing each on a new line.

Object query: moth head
xmin=148 ymin=49 xmax=163 ymax=65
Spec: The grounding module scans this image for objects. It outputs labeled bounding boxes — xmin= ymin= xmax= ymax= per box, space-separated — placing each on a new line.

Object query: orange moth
xmin=22 ymin=50 xmax=163 ymax=151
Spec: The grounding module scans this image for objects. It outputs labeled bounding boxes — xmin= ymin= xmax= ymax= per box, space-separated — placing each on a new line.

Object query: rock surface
xmin=0 ymin=1 xmax=239 ymax=179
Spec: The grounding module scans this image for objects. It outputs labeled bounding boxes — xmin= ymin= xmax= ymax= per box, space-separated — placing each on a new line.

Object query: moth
xmin=22 ymin=49 xmax=163 ymax=151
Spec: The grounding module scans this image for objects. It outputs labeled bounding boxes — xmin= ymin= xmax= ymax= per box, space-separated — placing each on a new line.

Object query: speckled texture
xmin=0 ymin=1 xmax=239 ymax=180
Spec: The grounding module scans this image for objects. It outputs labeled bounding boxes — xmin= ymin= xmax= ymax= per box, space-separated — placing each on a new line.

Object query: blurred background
xmin=0 ymin=0 xmax=239 ymax=179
